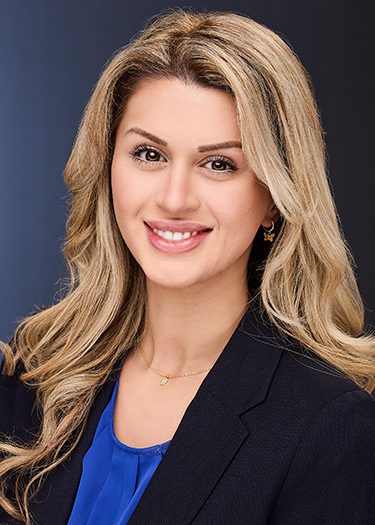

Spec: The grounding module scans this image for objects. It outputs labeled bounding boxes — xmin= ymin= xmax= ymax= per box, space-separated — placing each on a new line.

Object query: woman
xmin=1 ymin=8 xmax=374 ymax=525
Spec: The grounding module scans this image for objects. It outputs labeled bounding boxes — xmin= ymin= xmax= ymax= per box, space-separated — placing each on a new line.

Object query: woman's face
xmin=111 ymin=77 xmax=275 ymax=290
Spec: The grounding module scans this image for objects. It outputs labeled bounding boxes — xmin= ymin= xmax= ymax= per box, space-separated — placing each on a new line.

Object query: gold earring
xmin=263 ymin=220 xmax=275 ymax=242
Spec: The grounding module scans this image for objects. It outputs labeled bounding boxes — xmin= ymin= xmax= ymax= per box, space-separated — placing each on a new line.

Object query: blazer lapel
xmin=127 ymin=303 xmax=285 ymax=524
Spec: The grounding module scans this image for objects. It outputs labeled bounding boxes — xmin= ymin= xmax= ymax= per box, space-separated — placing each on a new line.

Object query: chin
xmin=144 ymin=268 xmax=205 ymax=290
xmin=146 ymin=276 xmax=198 ymax=290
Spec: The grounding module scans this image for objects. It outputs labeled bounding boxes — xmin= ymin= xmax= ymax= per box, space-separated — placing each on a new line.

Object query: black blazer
xmin=1 ymin=305 xmax=375 ymax=525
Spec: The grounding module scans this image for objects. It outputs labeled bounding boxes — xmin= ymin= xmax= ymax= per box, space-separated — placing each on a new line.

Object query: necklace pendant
xmin=160 ymin=377 xmax=169 ymax=386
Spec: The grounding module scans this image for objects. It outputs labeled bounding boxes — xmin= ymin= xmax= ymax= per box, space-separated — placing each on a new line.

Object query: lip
xmin=144 ymin=220 xmax=212 ymax=234
xmin=145 ymin=222 xmax=212 ymax=254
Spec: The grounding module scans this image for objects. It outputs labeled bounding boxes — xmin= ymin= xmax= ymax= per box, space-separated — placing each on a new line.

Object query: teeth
xmin=152 ymin=229 xmax=199 ymax=240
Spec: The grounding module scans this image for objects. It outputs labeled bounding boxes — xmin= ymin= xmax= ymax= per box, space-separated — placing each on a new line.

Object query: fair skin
xmin=110 ymin=77 xmax=278 ymax=445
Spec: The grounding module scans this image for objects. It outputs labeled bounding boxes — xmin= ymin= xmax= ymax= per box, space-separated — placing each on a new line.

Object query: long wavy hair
xmin=1 ymin=7 xmax=374 ymax=524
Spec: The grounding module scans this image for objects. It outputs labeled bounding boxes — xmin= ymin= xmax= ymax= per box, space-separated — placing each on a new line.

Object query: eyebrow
xmin=125 ymin=127 xmax=242 ymax=152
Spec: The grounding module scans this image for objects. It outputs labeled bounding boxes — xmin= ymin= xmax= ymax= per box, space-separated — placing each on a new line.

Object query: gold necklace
xmin=137 ymin=345 xmax=213 ymax=386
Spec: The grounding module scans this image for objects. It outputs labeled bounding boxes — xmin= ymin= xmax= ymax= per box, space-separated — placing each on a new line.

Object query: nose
xmin=155 ymin=163 xmax=200 ymax=215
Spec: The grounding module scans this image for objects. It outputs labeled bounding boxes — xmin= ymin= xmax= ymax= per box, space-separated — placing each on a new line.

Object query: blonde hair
xmin=1 ymin=7 xmax=374 ymax=523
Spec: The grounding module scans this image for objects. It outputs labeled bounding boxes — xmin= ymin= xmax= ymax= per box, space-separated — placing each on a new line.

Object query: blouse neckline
xmin=109 ymin=379 xmax=172 ymax=456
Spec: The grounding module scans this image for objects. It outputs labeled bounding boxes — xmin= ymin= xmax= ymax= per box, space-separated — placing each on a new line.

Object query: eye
xmin=130 ymin=145 xmax=166 ymax=163
xmin=204 ymin=156 xmax=237 ymax=174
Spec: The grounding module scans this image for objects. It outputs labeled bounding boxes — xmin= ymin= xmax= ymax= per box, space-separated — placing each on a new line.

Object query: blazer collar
xmin=30 ymin=299 xmax=285 ymax=525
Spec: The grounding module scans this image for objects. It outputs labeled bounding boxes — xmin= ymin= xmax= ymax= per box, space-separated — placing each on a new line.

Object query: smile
xmin=151 ymin=229 xmax=199 ymax=241
xmin=144 ymin=223 xmax=212 ymax=253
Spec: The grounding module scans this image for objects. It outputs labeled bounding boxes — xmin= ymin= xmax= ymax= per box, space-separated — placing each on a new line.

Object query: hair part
xmin=1 ymin=7 xmax=374 ymax=523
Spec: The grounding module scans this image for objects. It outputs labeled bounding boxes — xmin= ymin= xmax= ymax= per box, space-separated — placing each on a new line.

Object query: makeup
xmin=145 ymin=222 xmax=212 ymax=254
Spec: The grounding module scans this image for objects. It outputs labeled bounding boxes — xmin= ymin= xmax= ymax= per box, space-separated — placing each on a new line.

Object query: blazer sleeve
xmin=270 ymin=388 xmax=375 ymax=525
xmin=0 ymin=335 xmax=28 ymax=438
xmin=0 ymin=351 xmax=19 ymax=437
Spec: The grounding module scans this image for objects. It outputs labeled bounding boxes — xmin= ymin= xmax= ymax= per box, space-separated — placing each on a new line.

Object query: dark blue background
xmin=1 ymin=0 xmax=374 ymax=341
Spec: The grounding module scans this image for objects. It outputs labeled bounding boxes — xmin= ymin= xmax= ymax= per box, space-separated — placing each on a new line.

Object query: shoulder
xmin=288 ymin=351 xmax=375 ymax=447
xmin=279 ymin=339 xmax=372 ymax=404
xmin=253 ymin=309 xmax=372 ymax=409
xmin=245 ymin=303 xmax=369 ymax=409
xmin=269 ymin=386 xmax=375 ymax=524
xmin=239 ymin=305 xmax=374 ymax=428
xmin=263 ymin=338 xmax=375 ymax=522
xmin=253 ymin=324 xmax=375 ymax=449
xmin=279 ymin=339 xmax=363 ymax=391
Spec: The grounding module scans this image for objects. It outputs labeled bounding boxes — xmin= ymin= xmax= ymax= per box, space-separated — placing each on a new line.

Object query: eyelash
xmin=129 ymin=144 xmax=237 ymax=175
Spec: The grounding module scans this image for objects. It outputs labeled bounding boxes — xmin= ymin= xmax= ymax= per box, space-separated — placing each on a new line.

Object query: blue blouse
xmin=67 ymin=379 xmax=172 ymax=525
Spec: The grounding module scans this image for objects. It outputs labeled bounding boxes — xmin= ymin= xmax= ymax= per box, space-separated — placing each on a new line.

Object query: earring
xmin=263 ymin=220 xmax=275 ymax=242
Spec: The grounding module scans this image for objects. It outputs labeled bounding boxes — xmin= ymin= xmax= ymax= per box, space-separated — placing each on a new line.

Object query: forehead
xmin=118 ymin=77 xmax=241 ymax=144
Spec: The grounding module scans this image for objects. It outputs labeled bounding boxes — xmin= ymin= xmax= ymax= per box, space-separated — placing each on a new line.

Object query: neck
xmin=138 ymin=270 xmax=250 ymax=376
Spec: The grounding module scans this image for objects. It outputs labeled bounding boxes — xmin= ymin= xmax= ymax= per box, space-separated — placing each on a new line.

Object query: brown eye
xmin=131 ymin=145 xmax=165 ymax=163
xmin=212 ymin=160 xmax=228 ymax=171
xmin=144 ymin=149 xmax=160 ymax=161
xmin=205 ymin=156 xmax=237 ymax=174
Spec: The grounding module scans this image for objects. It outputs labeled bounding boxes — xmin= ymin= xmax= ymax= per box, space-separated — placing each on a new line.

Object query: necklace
xmin=137 ymin=345 xmax=213 ymax=386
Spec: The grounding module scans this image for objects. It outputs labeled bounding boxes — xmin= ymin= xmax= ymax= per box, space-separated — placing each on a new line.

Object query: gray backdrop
xmin=1 ymin=0 xmax=374 ymax=342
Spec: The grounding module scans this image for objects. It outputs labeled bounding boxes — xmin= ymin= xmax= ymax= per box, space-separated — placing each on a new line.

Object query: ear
xmin=261 ymin=203 xmax=280 ymax=229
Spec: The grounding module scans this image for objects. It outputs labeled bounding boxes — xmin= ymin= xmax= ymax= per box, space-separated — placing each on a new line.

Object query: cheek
xmin=111 ymin=160 xmax=143 ymax=222
xmin=220 ymin=180 xmax=270 ymax=243
xmin=111 ymin=171 xmax=137 ymax=245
